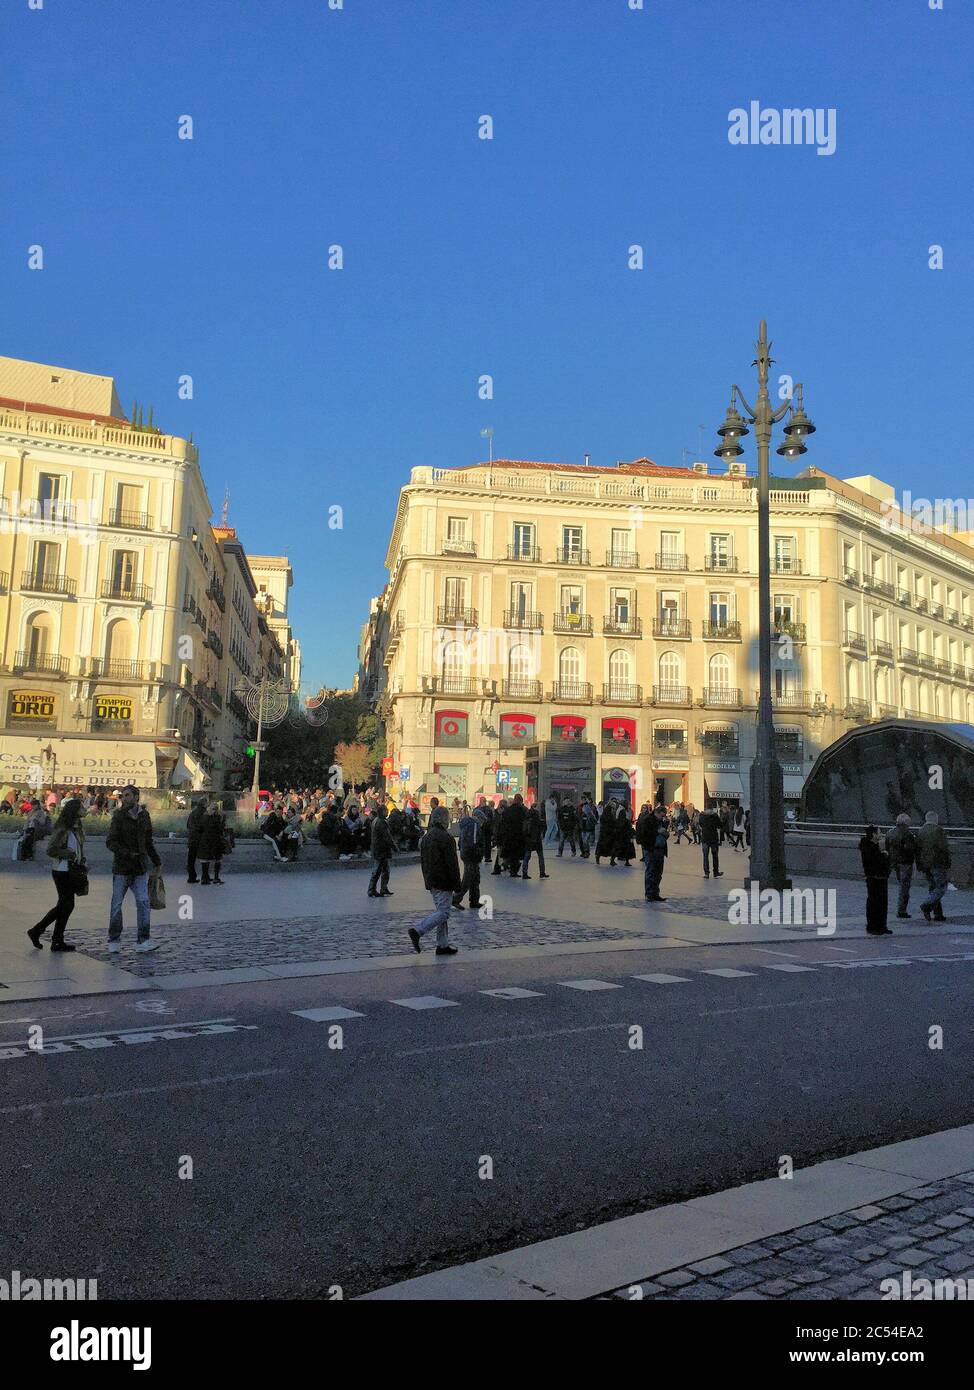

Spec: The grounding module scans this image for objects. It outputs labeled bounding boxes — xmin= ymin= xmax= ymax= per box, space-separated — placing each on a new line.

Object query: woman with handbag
xmin=197 ymin=799 xmax=226 ymax=885
xmin=27 ymin=796 xmax=88 ymax=951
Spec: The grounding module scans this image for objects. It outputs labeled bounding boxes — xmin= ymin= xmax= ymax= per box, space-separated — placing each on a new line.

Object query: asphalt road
xmin=2 ymin=931 xmax=972 ymax=1299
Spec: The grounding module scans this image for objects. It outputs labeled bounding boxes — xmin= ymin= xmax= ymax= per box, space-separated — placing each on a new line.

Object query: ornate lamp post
xmin=714 ymin=320 xmax=815 ymax=890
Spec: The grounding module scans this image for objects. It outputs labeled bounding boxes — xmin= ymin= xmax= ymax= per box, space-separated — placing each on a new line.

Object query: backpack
xmin=897 ymin=829 xmax=917 ymax=866
xmin=458 ymin=816 xmax=483 ymax=857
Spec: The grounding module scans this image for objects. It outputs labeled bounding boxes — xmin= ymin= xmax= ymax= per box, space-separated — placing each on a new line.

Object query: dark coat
xmin=698 ymin=809 xmax=721 ymax=847
xmin=106 ymin=806 xmax=161 ymax=876
xmin=636 ymin=809 xmax=669 ymax=856
xmin=496 ymin=802 xmax=527 ymax=859
xmin=613 ymin=808 xmax=635 ymax=859
xmin=197 ymin=811 xmax=226 ymax=861
xmin=420 ymin=825 xmax=461 ymax=892
xmin=523 ymin=806 xmax=543 ymax=849
xmin=860 ymin=837 xmax=890 ymax=879
xmin=595 ymin=804 xmax=617 ymax=857
xmin=186 ymin=804 xmax=206 ymax=841
xmin=370 ymin=815 xmax=394 ymax=859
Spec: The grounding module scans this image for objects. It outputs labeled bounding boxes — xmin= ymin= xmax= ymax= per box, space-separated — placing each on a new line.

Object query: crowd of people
xmin=859 ymin=811 xmax=955 ymax=936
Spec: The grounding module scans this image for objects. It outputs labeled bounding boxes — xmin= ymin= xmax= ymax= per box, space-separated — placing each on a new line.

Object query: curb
xmin=359 ymin=1123 xmax=974 ymax=1300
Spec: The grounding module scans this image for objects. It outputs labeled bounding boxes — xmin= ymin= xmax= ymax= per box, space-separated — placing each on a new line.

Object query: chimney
xmin=584 ymin=453 xmax=591 ymax=467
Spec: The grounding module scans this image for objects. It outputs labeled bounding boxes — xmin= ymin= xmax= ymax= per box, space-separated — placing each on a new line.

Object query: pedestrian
xmin=636 ymin=802 xmax=669 ymax=902
xmin=887 ymin=812 xmax=917 ymax=919
xmin=556 ymin=798 xmax=580 ymax=857
xmin=197 ymin=798 xmax=227 ymax=884
xmin=614 ymin=802 xmax=636 ymax=866
xmin=281 ymin=807 xmax=304 ymax=861
xmin=263 ymin=803 xmax=287 ymax=861
xmin=521 ymin=801 xmax=550 ymax=879
xmin=594 ymin=799 xmax=618 ymax=864
xmin=490 ymin=799 xmax=508 ymax=874
xmin=718 ymin=803 xmax=732 ymax=845
xmin=454 ymin=800 xmax=488 ymax=906
xmin=367 ymin=803 xmax=395 ymax=897
xmin=859 ymin=825 xmax=892 ymax=936
xmin=339 ymin=804 xmax=365 ymax=859
xmin=497 ymin=793 xmax=527 ymax=876
xmin=917 ymin=810 xmax=951 ymax=923
xmin=744 ymin=808 xmax=751 ymax=847
xmin=26 ymin=796 xmax=87 ymax=952
xmin=673 ymin=803 xmax=691 ymax=845
xmin=408 ymin=806 xmax=460 ymax=956
xmin=689 ymin=805 xmax=701 ymax=844
xmin=731 ymin=805 xmax=747 ymax=850
xmin=697 ymin=804 xmax=722 ymax=878
xmin=578 ymin=796 xmax=598 ymax=858
xmin=543 ymin=793 xmax=559 ymax=844
xmin=105 ymin=784 xmax=162 ymax=953
xmin=186 ymin=798 xmax=205 ymax=883
xmin=20 ymin=799 xmax=51 ymax=860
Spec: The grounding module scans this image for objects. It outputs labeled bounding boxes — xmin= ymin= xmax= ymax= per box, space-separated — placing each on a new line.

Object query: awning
xmin=783 ymin=775 xmax=806 ymax=797
xmin=705 ymin=771 xmax=746 ymax=798
xmin=0 ymin=735 xmax=158 ymax=787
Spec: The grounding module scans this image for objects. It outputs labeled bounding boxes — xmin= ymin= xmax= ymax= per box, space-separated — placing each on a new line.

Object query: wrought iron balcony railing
xmin=550 ymin=680 xmax=593 ymax=702
xmin=703 ymin=620 xmax=742 ymax=640
xmin=555 ymin=547 xmax=591 ymax=566
xmin=651 ymin=684 xmax=692 ymax=705
xmin=653 ymin=618 xmax=691 ymax=639
xmin=107 ymin=508 xmax=152 ymax=530
xmin=502 ymin=609 xmax=543 ymax=631
xmin=655 ymin=552 xmax=688 ymax=571
xmin=605 ymin=550 xmax=640 ymax=568
xmin=13 ymin=650 xmax=69 ymax=674
xmin=21 ymin=570 xmax=77 ymax=596
xmin=601 ymin=682 xmax=642 ymax=704
xmin=101 ymin=581 xmax=152 ymax=603
xmin=553 ymin=611 xmax=593 ymax=635
xmin=603 ymin=615 xmax=642 ymax=636
xmin=436 ymin=605 xmax=478 ymax=627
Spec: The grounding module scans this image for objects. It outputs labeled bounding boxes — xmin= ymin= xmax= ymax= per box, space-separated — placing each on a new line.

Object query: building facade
xmin=361 ymin=458 xmax=974 ymax=812
xmin=0 ymin=356 xmax=289 ymax=793
xmin=249 ymin=554 xmax=301 ymax=691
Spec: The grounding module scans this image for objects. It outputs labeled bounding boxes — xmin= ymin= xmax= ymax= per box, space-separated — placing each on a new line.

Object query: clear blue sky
xmin=4 ymin=0 xmax=970 ymax=687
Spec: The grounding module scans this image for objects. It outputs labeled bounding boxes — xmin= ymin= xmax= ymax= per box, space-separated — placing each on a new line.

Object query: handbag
xmin=67 ymin=860 xmax=90 ymax=896
xmin=148 ymin=871 xmax=166 ymax=910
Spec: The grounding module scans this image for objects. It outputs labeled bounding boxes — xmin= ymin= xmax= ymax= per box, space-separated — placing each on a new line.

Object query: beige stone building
xmin=249 ymin=554 xmax=301 ymax=691
xmin=361 ymin=458 xmax=974 ymax=812
xmin=0 ymin=355 xmax=289 ymax=792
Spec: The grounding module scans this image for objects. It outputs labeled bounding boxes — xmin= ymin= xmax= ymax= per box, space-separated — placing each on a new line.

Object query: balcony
xmin=603 ymin=615 xmax=642 ymax=637
xmin=946 ymin=607 xmax=960 ymax=626
xmin=766 ymin=690 xmax=824 ymax=711
xmin=13 ymin=650 xmax=69 ymax=675
xmin=0 ymin=570 xmax=8 ymax=594
xmin=935 ymin=657 xmax=952 ymax=674
xmin=704 ymin=555 xmax=738 ymax=572
xmin=842 ymin=568 xmax=860 ymax=586
xmin=952 ymin=662 xmax=966 ymax=681
xmin=930 ymin=601 xmax=945 ymax=619
xmin=503 ymin=609 xmax=543 ymax=631
xmin=962 ymin=616 xmax=973 ymax=632
xmin=703 ymin=620 xmax=742 ymax=641
xmin=555 ymin=547 xmax=591 ymax=566
xmin=438 ymin=676 xmax=481 ymax=696
xmin=897 ymin=588 xmax=912 ymax=607
xmin=601 ymin=682 xmax=642 ymax=704
xmin=771 ymin=557 xmax=803 ymax=574
xmin=899 ymin=646 xmax=920 ymax=666
xmin=843 ymin=699 xmax=871 ymax=720
xmin=918 ymin=653 xmax=937 ymax=671
xmin=228 ymin=691 xmax=249 ymax=723
xmin=605 ymin=550 xmax=640 ymax=568
xmin=876 ymin=703 xmax=898 ymax=719
xmin=653 ymin=618 xmax=691 ymax=640
xmin=872 ymin=580 xmax=896 ymax=600
xmin=90 ymin=658 xmax=146 ymax=681
xmin=651 ymin=684 xmax=692 ymax=706
xmin=913 ymin=596 xmax=929 ymax=614
xmin=655 ymin=552 xmax=688 ymax=571
xmin=207 ymin=580 xmax=226 ymax=612
xmin=843 ymin=631 xmax=867 ymax=655
xmin=501 ymin=678 xmax=542 ymax=700
xmin=505 ymin=544 xmax=541 ymax=563
xmin=107 ymin=507 xmax=152 ymax=530
xmin=703 ymin=687 xmax=742 ymax=708
xmin=441 ymin=537 xmax=477 ymax=556
xmin=20 ymin=570 xmax=77 ymax=597
xmin=553 ymin=611 xmax=593 ymax=635
xmin=436 ymin=605 xmax=478 ymax=627
xmin=602 ymin=734 xmax=637 ymax=754
xmin=872 ymin=639 xmax=894 ymax=661
xmin=206 ymin=632 xmax=224 ymax=660
xmin=550 ymin=680 xmax=592 ymax=702
xmin=101 ymin=581 xmax=153 ymax=603
xmin=773 ymin=619 xmax=806 ymax=642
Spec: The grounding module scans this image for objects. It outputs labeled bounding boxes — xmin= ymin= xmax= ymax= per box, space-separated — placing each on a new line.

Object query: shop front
xmin=0 ymin=735 xmax=158 ymax=788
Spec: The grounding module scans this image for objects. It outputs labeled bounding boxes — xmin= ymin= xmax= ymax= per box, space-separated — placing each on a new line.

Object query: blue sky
xmin=4 ymin=0 xmax=969 ymax=686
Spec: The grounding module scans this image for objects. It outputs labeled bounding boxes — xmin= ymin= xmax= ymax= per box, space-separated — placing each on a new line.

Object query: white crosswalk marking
xmin=702 ymin=968 xmax=757 ymax=978
xmin=761 ymin=964 xmax=818 ymax=973
xmin=632 ymin=973 xmax=692 ymax=985
xmin=481 ymin=988 xmax=545 ymax=999
xmin=293 ymin=1007 xmax=364 ymax=1022
xmin=390 ymin=996 xmax=460 ymax=1010
xmin=557 ymin=979 xmax=623 ymax=991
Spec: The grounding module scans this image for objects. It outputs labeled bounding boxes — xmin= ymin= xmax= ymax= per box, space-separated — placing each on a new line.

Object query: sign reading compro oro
xmin=0 ymin=737 xmax=158 ymax=787
xmin=94 ymin=694 xmax=133 ymax=722
xmin=7 ymin=689 xmax=58 ymax=726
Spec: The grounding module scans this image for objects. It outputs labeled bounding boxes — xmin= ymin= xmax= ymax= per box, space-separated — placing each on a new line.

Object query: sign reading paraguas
xmin=0 ymin=736 xmax=157 ymax=786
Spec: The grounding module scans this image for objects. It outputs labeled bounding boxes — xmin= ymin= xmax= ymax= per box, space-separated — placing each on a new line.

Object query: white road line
xmin=292 ymin=1006 xmax=364 ymax=1022
xmin=632 ymin=973 xmax=692 ymax=985
xmin=481 ymin=988 xmax=545 ymax=999
xmin=397 ymin=1022 xmax=629 ymax=1057
xmin=390 ymin=996 xmax=459 ymax=1010
xmin=699 ymin=997 xmax=838 ymax=1018
xmin=2 ymin=1017 xmax=237 ymax=1049
xmin=0 ymin=1069 xmax=287 ymax=1115
xmin=702 ymin=968 xmax=757 ymax=979
xmin=751 ymin=948 xmax=803 ymax=959
xmin=762 ymin=963 xmax=818 ymax=973
xmin=823 ymin=945 xmax=857 ymax=953
xmin=557 ymin=979 xmax=623 ymax=991
xmin=0 ymin=1010 xmax=106 ymax=1028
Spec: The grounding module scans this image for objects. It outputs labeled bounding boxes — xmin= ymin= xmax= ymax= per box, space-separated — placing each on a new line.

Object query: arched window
xmin=105 ymin=618 xmax=133 ymax=668
xmin=935 ymin=685 xmax=947 ymax=718
xmin=919 ymin=679 xmax=930 ymax=715
xmin=951 ymin=688 xmax=962 ymax=720
xmin=658 ymin=650 xmax=681 ymax=692
xmin=708 ymin=653 xmax=731 ymax=691
xmin=901 ymin=676 xmax=914 ymax=712
xmin=559 ymin=647 xmax=581 ymax=683
xmin=508 ymin=644 xmax=533 ymax=683
xmin=25 ymin=613 xmax=53 ymax=666
xmin=608 ymin=648 xmax=631 ymax=695
xmin=441 ymin=640 xmax=466 ymax=690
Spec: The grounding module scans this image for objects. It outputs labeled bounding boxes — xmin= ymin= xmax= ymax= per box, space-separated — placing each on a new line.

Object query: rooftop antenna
xmin=480 ymin=426 xmax=494 ymax=464
xmin=698 ymin=424 xmax=706 ymax=460
xmin=221 ymin=487 xmax=230 ymax=526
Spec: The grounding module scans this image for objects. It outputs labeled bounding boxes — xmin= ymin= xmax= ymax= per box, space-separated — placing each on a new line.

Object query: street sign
xmin=399 ymin=764 xmax=410 ymax=782
xmin=252 ymin=741 xmax=268 ymax=752
xmin=496 ymin=768 xmax=511 ymax=786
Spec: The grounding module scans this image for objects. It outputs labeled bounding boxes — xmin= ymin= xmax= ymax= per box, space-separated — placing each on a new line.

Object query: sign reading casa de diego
xmin=0 ymin=736 xmax=158 ymax=787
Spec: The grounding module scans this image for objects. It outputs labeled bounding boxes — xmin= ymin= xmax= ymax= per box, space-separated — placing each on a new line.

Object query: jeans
xmin=557 ymin=830 xmax=577 ymax=855
xmin=456 ymin=856 xmax=482 ymax=904
xmin=368 ymin=856 xmax=390 ymax=893
xmin=644 ymin=849 xmax=665 ymax=899
xmin=544 ymin=819 xmax=559 ymax=844
xmin=674 ymin=826 xmax=690 ymax=844
xmin=416 ymin=888 xmax=453 ymax=947
xmin=920 ymin=866 xmax=949 ymax=916
xmin=521 ymin=844 xmax=546 ymax=876
xmin=32 ymin=871 xmax=76 ymax=944
xmin=894 ymin=862 xmax=913 ymax=914
xmin=109 ymin=872 xmax=151 ymax=942
xmin=702 ymin=843 xmax=720 ymax=876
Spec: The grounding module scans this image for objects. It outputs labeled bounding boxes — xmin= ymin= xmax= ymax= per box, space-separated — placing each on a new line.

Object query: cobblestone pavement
xmin=65 ymin=910 xmax=645 ymax=977
xmin=610 ymin=1176 xmax=974 ymax=1300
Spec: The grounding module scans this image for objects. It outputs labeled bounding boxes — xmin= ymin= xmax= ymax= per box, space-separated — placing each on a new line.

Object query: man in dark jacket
xmin=105 ymin=784 xmax=162 ymax=953
xmin=636 ymin=802 xmax=669 ymax=902
xmin=186 ymin=800 xmax=205 ymax=883
xmin=409 ymin=807 xmax=461 ymax=955
xmin=698 ymin=805 xmax=723 ymax=880
xmin=497 ymin=793 xmax=528 ymax=876
xmin=520 ymin=802 xmax=549 ymax=880
xmin=454 ymin=801 xmax=488 ymax=908
xmin=886 ymin=813 xmax=917 ymax=919
xmin=556 ymin=799 xmax=580 ymax=857
xmin=917 ymin=810 xmax=951 ymax=922
xmin=387 ymin=805 xmax=405 ymax=851
xmin=367 ymin=804 xmax=395 ymax=897
xmin=860 ymin=825 xmax=892 ymax=936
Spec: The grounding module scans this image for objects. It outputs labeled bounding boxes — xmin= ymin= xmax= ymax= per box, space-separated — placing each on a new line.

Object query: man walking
xmin=637 ymin=802 xmax=670 ymax=902
xmin=408 ymin=806 xmax=460 ymax=955
xmin=453 ymin=800 xmax=487 ymax=908
xmin=698 ymin=804 xmax=723 ymax=879
xmin=556 ymin=798 xmax=580 ymax=857
xmin=521 ymin=800 xmax=549 ymax=879
xmin=917 ymin=810 xmax=951 ymax=922
xmin=105 ymin=784 xmax=162 ymax=953
xmin=578 ymin=796 xmax=598 ymax=858
xmin=367 ymin=803 xmax=394 ymax=897
xmin=186 ymin=798 xmax=205 ymax=883
xmin=887 ymin=812 xmax=917 ymax=919
xmin=543 ymin=793 xmax=559 ymax=844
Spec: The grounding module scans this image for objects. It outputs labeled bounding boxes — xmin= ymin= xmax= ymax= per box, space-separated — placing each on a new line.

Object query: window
xmin=38 ymin=473 xmax=62 ymax=511
xmin=510 ymin=582 xmax=531 ymax=620
xmin=105 ymin=618 xmax=132 ymax=663
xmin=710 ymin=592 xmax=730 ymax=625
xmin=112 ymin=550 xmax=137 ymax=593
xmin=443 ymin=577 xmax=466 ymax=613
xmin=653 ymin=726 xmax=687 ymax=752
xmin=508 ymin=644 xmax=534 ymax=682
xmin=116 ymin=483 xmax=141 ymax=517
xmin=659 ymin=591 xmax=681 ymax=624
xmin=26 ymin=614 xmax=52 ymax=663
xmin=660 ymin=530 xmax=680 ymax=556
xmin=709 ymin=653 xmax=731 ymax=690
xmin=608 ymin=648 xmax=632 ymax=688
xmin=774 ymin=594 xmax=795 ymax=624
xmin=446 ymin=516 xmax=467 ymax=541
xmin=658 ymin=651 xmax=681 ymax=688
xmin=441 ymin=640 xmax=466 ymax=685
xmin=32 ymin=541 xmax=60 ymax=584
xmin=560 ymin=584 xmax=582 ymax=615
xmin=710 ymin=534 xmax=731 ymax=567
xmin=561 ymin=525 xmax=583 ymax=557
xmin=611 ymin=588 xmax=631 ymax=623
xmin=512 ymin=523 xmax=534 ymax=557
xmin=610 ymin=528 xmax=633 ymax=561
xmin=774 ymin=536 xmax=795 ymax=570
xmin=559 ymin=647 xmax=581 ymax=682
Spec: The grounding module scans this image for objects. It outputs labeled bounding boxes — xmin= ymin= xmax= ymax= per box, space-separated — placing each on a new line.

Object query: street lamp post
xmin=714 ymin=320 xmax=815 ymax=891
